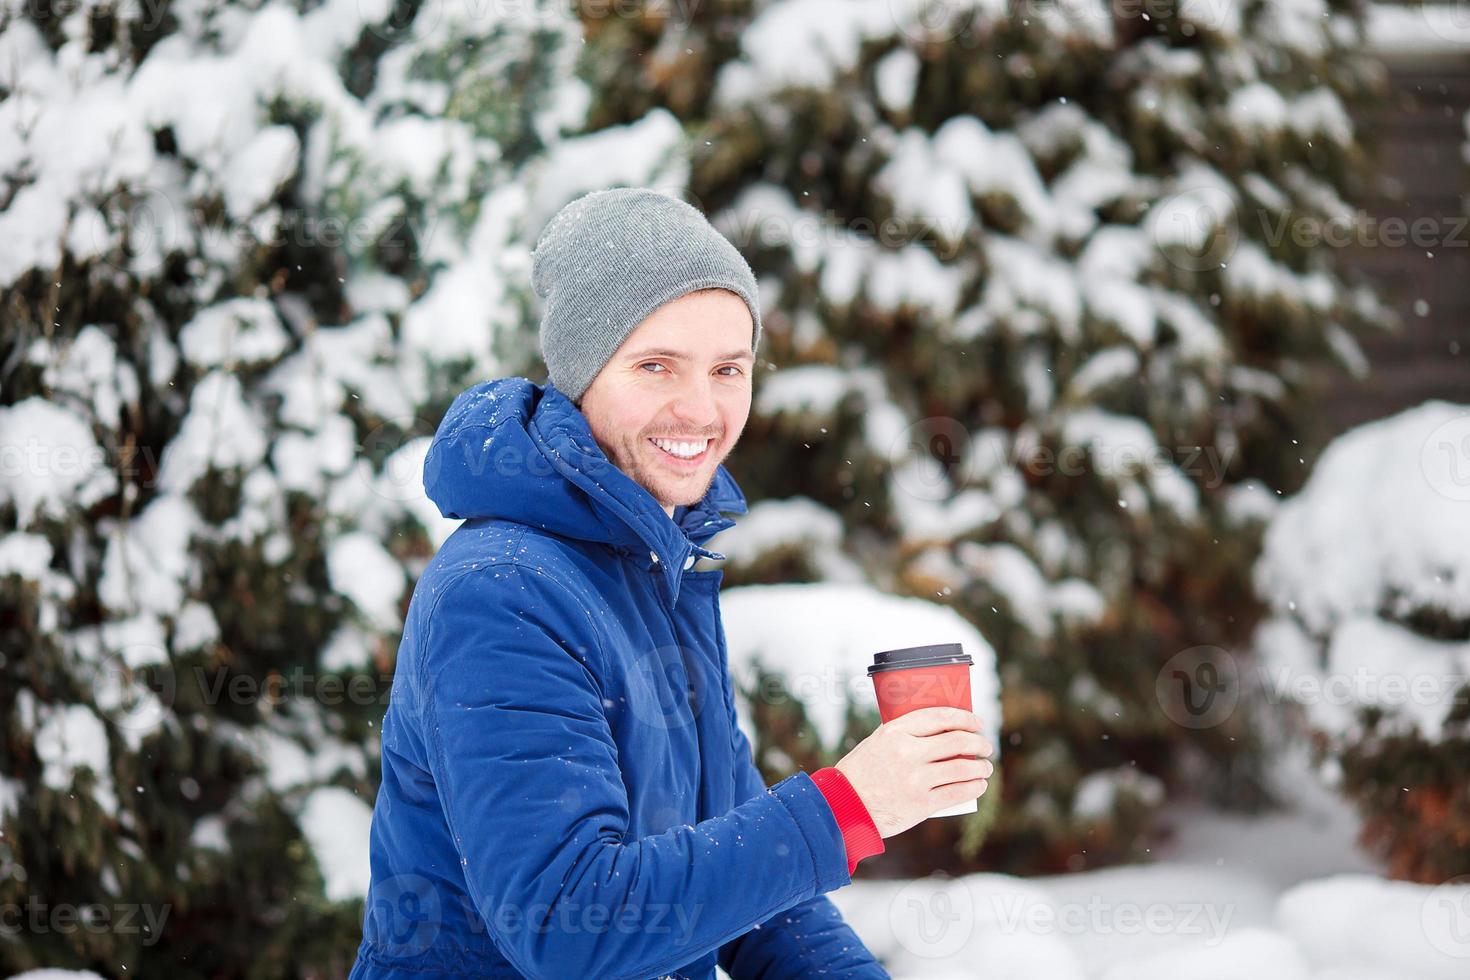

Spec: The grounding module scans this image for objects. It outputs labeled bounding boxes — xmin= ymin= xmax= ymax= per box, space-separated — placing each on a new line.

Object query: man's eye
xmin=717 ymin=366 xmax=743 ymax=377
xmin=639 ymin=362 xmax=666 ymax=373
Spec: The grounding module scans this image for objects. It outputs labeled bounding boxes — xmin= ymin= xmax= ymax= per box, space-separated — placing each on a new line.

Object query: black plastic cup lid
xmin=868 ymin=642 xmax=971 ymax=675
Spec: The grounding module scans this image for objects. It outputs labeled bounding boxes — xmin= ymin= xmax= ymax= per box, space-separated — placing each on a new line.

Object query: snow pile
xmin=1254 ymin=401 xmax=1470 ymax=742
xmin=300 ymin=785 xmax=374 ymax=902
xmin=719 ymin=583 xmax=1001 ymax=753
xmin=13 ymin=856 xmax=1467 ymax=979
xmin=0 ymin=399 xmax=117 ymax=529
xmin=1252 ymin=402 xmax=1470 ymax=881
xmin=706 ymin=496 xmax=866 ymax=583
xmin=822 ymin=762 xmax=1463 ymax=980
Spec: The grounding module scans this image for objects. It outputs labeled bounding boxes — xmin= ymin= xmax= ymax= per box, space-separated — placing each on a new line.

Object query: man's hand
xmin=833 ymin=706 xmax=994 ymax=839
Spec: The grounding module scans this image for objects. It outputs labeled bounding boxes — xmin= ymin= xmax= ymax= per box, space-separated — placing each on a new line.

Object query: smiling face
xmin=577 ymin=288 xmax=755 ymax=518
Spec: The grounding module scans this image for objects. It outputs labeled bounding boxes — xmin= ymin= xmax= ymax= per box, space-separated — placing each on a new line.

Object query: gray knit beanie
xmin=531 ymin=187 xmax=762 ymax=404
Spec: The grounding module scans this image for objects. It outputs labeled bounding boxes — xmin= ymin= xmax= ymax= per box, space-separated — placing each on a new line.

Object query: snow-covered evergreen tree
xmin=588 ymin=0 xmax=1393 ymax=871
xmin=1254 ymin=401 xmax=1470 ymax=882
xmin=0 ymin=0 xmax=688 ymax=971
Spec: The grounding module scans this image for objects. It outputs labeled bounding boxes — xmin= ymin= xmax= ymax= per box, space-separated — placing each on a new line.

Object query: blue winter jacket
xmin=348 ymin=378 xmax=889 ymax=979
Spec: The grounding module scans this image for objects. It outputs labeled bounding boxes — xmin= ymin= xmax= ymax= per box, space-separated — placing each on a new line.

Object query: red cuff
xmin=809 ymin=766 xmax=885 ymax=875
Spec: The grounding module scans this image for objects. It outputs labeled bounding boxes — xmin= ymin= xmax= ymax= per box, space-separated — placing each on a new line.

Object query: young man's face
xmin=578 ymin=288 xmax=755 ymax=518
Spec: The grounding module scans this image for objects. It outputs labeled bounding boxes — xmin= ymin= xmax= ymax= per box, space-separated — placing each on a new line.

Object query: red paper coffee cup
xmin=867 ymin=642 xmax=974 ymax=721
xmin=868 ymin=642 xmax=978 ymax=818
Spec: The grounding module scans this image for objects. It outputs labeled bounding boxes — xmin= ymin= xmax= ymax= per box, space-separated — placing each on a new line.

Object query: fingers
xmin=927 ymin=757 xmax=993 ymax=788
xmin=915 ymin=729 xmax=993 ymax=762
xmin=935 ymin=777 xmax=988 ymax=806
xmin=890 ymin=706 xmax=980 ymax=738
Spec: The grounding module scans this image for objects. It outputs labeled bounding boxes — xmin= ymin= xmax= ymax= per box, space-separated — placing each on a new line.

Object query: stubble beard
xmin=612 ymin=430 xmax=720 ymax=512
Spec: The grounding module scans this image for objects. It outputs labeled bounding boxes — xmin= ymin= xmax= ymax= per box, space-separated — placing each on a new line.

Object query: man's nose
xmin=669 ymin=374 xmax=719 ymax=429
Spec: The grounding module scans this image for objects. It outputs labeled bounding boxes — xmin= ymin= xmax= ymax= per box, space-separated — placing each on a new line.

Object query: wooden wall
xmin=1319 ymin=34 xmax=1470 ymax=440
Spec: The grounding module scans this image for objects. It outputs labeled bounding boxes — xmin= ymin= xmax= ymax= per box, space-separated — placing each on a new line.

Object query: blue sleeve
xmin=716 ymin=666 xmax=891 ymax=977
xmin=411 ymin=563 xmax=853 ymax=980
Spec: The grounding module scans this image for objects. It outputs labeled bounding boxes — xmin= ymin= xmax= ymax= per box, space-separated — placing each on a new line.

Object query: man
xmin=350 ymin=188 xmax=993 ymax=979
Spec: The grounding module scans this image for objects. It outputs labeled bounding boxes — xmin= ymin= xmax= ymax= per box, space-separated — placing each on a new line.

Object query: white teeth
xmin=651 ymin=437 xmax=708 ymax=459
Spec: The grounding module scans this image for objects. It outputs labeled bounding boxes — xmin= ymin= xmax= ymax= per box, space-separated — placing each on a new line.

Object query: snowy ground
xmin=826 ymin=751 xmax=1470 ymax=979
xmin=10 ymin=754 xmax=1469 ymax=979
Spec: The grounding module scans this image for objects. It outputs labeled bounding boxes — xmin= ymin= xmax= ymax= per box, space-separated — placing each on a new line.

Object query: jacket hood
xmin=423 ymin=377 xmax=747 ymax=600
